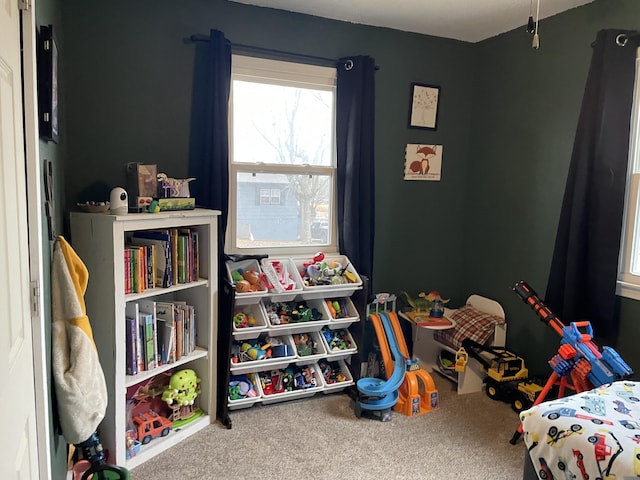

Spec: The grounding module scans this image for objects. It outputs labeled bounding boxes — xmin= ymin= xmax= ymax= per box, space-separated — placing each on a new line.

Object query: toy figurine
xmin=157 ymin=173 xmax=196 ymax=198
xmin=162 ymin=369 xmax=201 ymax=406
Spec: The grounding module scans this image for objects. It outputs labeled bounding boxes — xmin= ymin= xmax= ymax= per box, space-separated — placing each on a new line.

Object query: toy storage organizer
xmin=217 ymin=255 xmax=368 ymax=428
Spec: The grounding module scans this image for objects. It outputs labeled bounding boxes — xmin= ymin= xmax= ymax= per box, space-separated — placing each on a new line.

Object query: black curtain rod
xmin=189 ymin=34 xmax=343 ymax=68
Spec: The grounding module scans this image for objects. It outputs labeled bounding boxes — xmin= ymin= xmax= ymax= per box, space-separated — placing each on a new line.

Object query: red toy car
xmin=133 ymin=410 xmax=173 ymax=445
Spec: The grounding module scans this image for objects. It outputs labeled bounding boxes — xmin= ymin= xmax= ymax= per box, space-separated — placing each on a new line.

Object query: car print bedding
xmin=520 ymin=381 xmax=640 ymax=479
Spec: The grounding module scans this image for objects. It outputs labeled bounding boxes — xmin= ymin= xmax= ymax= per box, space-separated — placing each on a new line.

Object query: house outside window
xmin=617 ymin=48 xmax=640 ymax=300
xmin=227 ymin=55 xmax=338 ymax=254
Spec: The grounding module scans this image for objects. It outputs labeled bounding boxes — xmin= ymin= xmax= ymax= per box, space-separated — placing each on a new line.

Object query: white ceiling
xmin=228 ymin=0 xmax=595 ymax=43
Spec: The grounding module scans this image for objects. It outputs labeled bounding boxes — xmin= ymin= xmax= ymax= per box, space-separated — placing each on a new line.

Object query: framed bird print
xmin=408 ymin=83 xmax=440 ymax=130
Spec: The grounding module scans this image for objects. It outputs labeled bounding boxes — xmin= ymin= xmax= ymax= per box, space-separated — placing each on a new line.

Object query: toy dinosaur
xmin=401 ymin=290 xmax=450 ymax=313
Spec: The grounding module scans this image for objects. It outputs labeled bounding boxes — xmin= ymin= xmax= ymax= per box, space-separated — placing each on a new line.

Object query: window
xmin=227 ymin=55 xmax=337 ymax=255
xmin=259 ymin=188 xmax=281 ymax=205
xmin=618 ymin=47 xmax=640 ymax=299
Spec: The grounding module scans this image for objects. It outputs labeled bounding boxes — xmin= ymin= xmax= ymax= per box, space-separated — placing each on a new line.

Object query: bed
xmin=409 ymin=294 xmax=507 ymax=395
xmin=521 ymin=381 xmax=640 ymax=479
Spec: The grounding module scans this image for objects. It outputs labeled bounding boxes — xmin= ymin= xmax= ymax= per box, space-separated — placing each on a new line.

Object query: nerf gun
xmin=513 ymin=281 xmax=633 ymax=392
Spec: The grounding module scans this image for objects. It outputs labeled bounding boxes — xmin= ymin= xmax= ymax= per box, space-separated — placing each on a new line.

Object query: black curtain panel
xmin=188 ymin=29 xmax=231 ymax=258
xmin=545 ymin=30 xmax=640 ymax=338
xmin=336 ymin=56 xmax=376 ymax=297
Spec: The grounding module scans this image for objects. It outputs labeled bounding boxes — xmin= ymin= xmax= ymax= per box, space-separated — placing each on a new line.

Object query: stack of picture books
xmin=125 ymin=227 xmax=200 ymax=294
xmin=125 ymin=299 xmax=197 ymax=376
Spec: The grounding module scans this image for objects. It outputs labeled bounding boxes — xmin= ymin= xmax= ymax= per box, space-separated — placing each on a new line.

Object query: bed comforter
xmin=521 ymin=381 xmax=640 ymax=479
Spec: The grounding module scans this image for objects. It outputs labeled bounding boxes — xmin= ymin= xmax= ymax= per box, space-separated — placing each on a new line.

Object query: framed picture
xmin=38 ymin=25 xmax=59 ymax=143
xmin=408 ymin=83 xmax=440 ymax=130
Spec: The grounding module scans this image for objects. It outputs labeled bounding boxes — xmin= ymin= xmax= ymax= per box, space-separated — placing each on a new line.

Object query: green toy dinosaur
xmin=401 ymin=291 xmax=450 ymax=313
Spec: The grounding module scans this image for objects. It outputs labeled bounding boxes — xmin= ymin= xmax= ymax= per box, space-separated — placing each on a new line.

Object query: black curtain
xmin=546 ymin=30 xmax=640 ymax=338
xmin=336 ymin=56 xmax=376 ymax=297
xmin=188 ymin=29 xmax=231 ymax=258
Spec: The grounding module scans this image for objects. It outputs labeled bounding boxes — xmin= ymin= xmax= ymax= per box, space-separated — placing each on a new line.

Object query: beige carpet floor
xmin=129 ymin=373 xmax=528 ymax=479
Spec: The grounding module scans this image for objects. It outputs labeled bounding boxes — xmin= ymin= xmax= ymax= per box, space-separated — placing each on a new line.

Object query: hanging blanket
xmin=52 ymin=236 xmax=107 ymax=445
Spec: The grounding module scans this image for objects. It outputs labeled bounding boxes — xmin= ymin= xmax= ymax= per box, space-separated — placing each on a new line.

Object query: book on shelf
xmin=124 ymin=249 xmax=131 ymax=295
xmin=155 ymin=301 xmax=175 ymax=365
xmin=125 ymin=302 xmax=144 ymax=374
xmin=137 ymin=299 xmax=158 ymax=369
xmin=191 ymin=231 xmax=199 ymax=280
xmin=170 ymin=228 xmax=179 ymax=286
xmin=129 ymin=230 xmax=173 ymax=288
xmin=140 ymin=312 xmax=155 ymax=370
xmin=174 ymin=301 xmax=196 ymax=355
xmin=125 ymin=316 xmax=138 ymax=375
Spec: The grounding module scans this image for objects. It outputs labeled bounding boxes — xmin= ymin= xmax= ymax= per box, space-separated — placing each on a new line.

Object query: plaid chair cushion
xmin=433 ymin=304 xmax=505 ymax=350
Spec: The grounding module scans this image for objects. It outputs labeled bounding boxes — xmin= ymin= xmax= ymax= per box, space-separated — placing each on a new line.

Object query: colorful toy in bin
xmin=325 ymin=298 xmax=351 ymax=318
xmin=300 ymin=252 xmax=357 ymax=286
xmin=259 ymin=365 xmax=318 ymax=395
xmin=293 ymin=332 xmax=319 ymax=357
xmin=264 ymin=300 xmax=322 ymax=325
xmin=321 ymin=326 xmax=352 ymax=352
xmin=229 ymin=375 xmax=258 ymax=400
xmin=233 ymin=310 xmax=258 ymax=329
xmin=319 ymin=359 xmax=348 ymax=384
xmin=231 ymin=267 xmax=267 ymax=293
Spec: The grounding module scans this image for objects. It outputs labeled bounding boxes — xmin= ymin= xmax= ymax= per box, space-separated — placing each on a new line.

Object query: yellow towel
xmin=52 ymin=236 xmax=107 ymax=445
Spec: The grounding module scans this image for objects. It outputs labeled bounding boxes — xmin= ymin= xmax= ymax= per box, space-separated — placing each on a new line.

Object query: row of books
xmin=125 ymin=299 xmax=197 ymax=376
xmin=125 ymin=228 xmax=200 ymax=294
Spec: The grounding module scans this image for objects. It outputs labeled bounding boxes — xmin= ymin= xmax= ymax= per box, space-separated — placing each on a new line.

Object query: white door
xmin=0 ymin=1 xmax=40 ymax=479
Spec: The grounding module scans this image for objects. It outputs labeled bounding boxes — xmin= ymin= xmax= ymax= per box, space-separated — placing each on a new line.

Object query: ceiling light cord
xmin=526 ymin=0 xmax=535 ymax=34
xmin=532 ymin=0 xmax=540 ymax=50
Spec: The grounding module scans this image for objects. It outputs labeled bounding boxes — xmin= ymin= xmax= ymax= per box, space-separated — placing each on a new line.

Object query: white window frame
xmin=617 ymin=47 xmax=640 ymax=300
xmin=226 ymin=55 xmax=339 ymax=256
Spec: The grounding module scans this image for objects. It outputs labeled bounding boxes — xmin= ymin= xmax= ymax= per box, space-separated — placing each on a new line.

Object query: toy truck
xmin=133 ymin=410 xmax=173 ymax=445
xmin=461 ymin=338 xmax=543 ymax=412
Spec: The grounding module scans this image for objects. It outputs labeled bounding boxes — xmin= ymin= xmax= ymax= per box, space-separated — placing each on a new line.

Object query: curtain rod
xmin=189 ymin=34 xmax=346 ymax=69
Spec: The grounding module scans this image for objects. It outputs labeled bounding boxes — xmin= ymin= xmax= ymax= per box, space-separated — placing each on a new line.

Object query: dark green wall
xmin=59 ymin=0 xmax=640 ymax=380
xmin=470 ymin=0 xmax=640 ymax=372
xmin=36 ymin=0 xmax=68 ymax=477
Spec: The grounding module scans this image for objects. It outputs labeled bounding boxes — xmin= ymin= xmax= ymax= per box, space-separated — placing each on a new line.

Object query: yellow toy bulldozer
xmin=460 ymin=338 xmax=543 ymax=413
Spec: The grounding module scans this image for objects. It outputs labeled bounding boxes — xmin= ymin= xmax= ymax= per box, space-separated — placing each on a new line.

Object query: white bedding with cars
xmin=521 ymin=381 xmax=640 ymax=479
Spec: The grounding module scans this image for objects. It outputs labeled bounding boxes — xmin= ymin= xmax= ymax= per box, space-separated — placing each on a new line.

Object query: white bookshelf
xmin=70 ymin=208 xmax=220 ymax=469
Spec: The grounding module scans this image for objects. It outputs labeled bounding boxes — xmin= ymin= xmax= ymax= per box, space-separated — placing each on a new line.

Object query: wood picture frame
xmin=38 ymin=25 xmax=59 ymax=143
xmin=408 ymin=83 xmax=440 ymax=130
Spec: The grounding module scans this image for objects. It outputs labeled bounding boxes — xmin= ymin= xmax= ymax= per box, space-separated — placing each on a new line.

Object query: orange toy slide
xmin=386 ymin=312 xmax=439 ymax=416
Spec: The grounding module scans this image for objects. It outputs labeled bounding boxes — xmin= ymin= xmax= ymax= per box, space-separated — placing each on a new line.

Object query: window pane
xmin=235 ymin=171 xmax=332 ymax=248
xmin=232 ymin=80 xmax=334 ymax=167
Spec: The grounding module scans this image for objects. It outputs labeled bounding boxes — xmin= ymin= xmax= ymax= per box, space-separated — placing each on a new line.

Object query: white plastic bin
xmin=320 ymin=326 xmax=358 ymax=361
xmin=232 ymin=301 xmax=269 ymax=341
xmin=226 ymin=259 xmax=268 ymax=305
xmin=260 ymin=257 xmax=304 ymax=302
xmin=227 ymin=372 xmax=262 ymax=410
xmin=230 ymin=333 xmax=296 ymax=375
xmin=292 ymin=331 xmax=327 ymax=364
xmin=292 ymin=254 xmax=363 ymax=299
xmin=324 ymin=296 xmax=360 ymax=328
xmin=263 ymin=298 xmax=332 ymax=335
xmin=318 ymin=358 xmax=355 ymax=393
xmin=258 ymin=363 xmax=323 ymax=404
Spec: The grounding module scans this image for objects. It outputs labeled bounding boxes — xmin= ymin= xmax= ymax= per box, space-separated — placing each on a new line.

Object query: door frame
xmin=21 ymin=2 xmax=52 ymax=478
